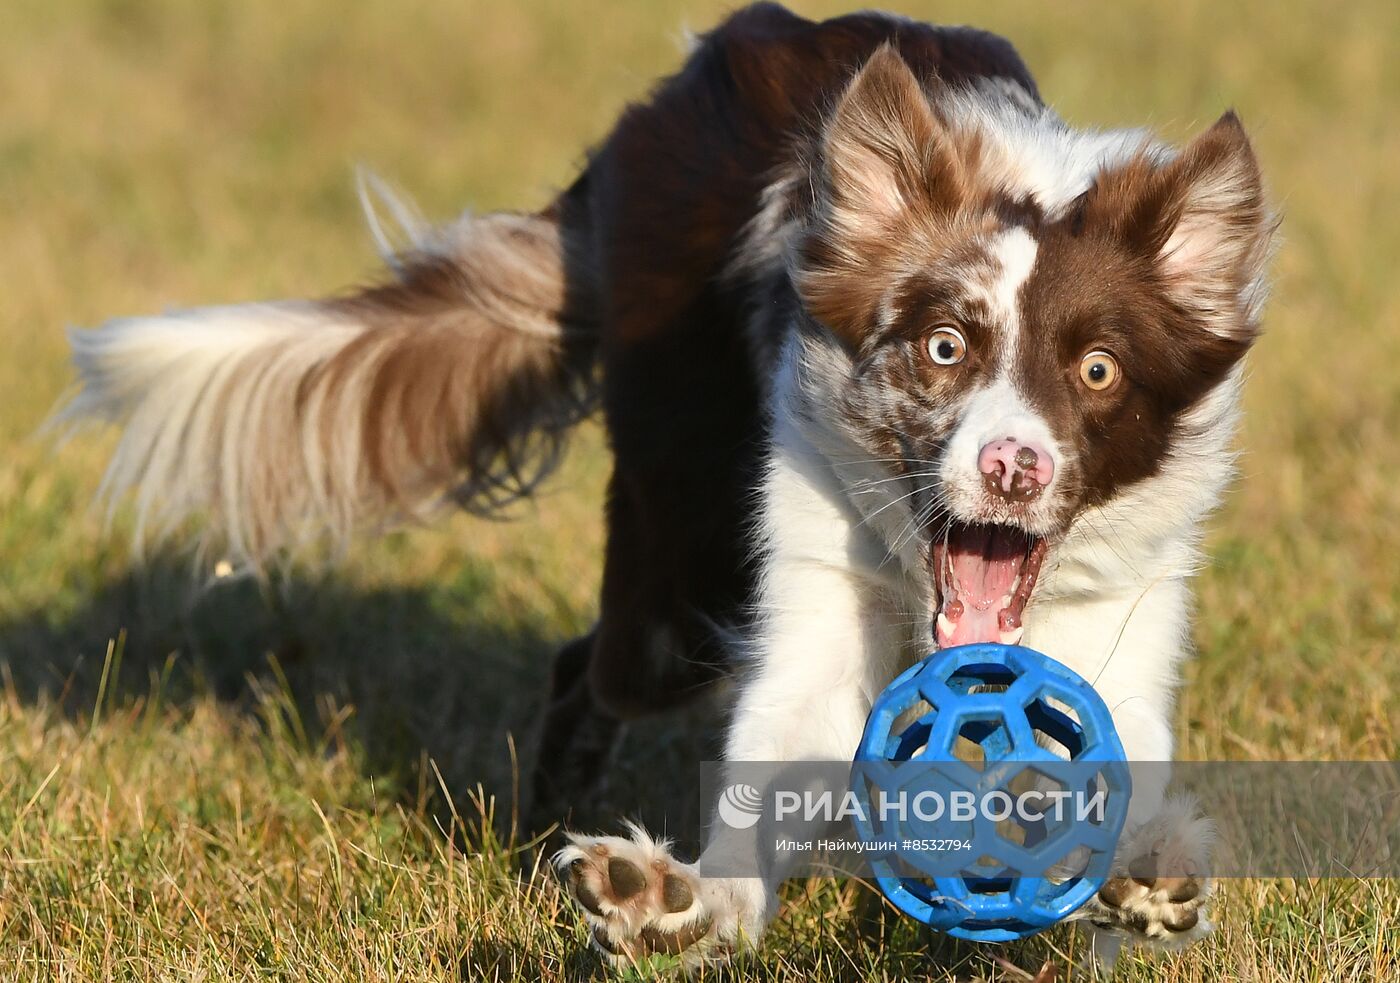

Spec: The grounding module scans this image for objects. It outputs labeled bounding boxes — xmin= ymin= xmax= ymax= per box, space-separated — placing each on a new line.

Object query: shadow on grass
xmin=0 ymin=551 xmax=718 ymax=852
xmin=0 ymin=555 xmax=1067 ymax=979
xmin=454 ymin=891 xmax=1066 ymax=983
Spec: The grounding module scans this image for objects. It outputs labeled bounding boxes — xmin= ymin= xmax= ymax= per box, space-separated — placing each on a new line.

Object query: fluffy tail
xmin=56 ymin=176 xmax=599 ymax=570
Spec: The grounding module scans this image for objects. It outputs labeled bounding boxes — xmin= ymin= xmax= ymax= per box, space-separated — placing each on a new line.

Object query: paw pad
xmin=608 ymin=857 xmax=647 ymax=899
xmin=556 ymin=831 xmax=713 ymax=966
xmin=661 ymin=873 xmax=694 ymax=913
xmin=1084 ymin=804 xmax=1214 ymax=945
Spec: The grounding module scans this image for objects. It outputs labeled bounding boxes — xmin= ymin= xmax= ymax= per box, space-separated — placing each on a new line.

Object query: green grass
xmin=1 ymin=0 xmax=1398 ymax=979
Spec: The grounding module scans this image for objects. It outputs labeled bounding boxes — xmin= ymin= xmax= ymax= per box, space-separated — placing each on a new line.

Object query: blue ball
xmin=851 ymin=643 xmax=1131 ymax=942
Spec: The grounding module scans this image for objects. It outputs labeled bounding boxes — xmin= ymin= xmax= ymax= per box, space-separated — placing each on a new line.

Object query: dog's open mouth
xmin=932 ymin=522 xmax=1047 ymax=648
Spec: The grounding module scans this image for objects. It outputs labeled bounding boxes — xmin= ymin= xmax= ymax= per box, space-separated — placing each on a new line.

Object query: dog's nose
xmin=978 ymin=438 xmax=1055 ymax=502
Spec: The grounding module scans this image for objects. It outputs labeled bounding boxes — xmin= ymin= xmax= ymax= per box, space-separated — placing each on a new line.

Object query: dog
xmin=58 ymin=3 xmax=1275 ymax=971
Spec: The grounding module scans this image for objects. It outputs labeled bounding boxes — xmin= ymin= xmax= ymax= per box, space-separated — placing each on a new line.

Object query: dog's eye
xmin=925 ymin=326 xmax=967 ymax=366
xmin=1079 ymin=350 xmax=1121 ymax=391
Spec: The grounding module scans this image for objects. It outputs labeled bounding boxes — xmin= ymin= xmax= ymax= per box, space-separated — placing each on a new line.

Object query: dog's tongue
xmin=935 ymin=526 xmax=1029 ymax=648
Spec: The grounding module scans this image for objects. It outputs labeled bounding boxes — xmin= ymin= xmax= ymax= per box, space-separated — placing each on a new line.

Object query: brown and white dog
xmin=59 ymin=3 xmax=1275 ymax=970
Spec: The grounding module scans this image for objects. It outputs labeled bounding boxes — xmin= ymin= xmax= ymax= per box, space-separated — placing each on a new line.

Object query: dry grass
xmin=1 ymin=0 xmax=1397 ymax=979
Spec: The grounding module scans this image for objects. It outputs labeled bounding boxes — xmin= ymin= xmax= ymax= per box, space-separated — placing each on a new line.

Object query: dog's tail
xmin=56 ymin=174 xmax=599 ymax=571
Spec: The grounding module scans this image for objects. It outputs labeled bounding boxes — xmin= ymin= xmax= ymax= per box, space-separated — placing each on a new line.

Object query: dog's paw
xmin=555 ymin=823 xmax=717 ymax=967
xmin=1080 ymin=797 xmax=1214 ymax=947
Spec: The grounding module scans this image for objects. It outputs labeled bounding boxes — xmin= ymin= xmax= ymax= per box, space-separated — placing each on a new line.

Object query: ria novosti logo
xmin=700 ymin=762 xmax=1139 ymax=881
xmin=714 ymin=781 xmax=1108 ymax=829
xmin=716 ymin=783 xmax=764 ymax=829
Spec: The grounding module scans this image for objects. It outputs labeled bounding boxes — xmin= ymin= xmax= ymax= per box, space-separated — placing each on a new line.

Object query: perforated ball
xmin=851 ymin=642 xmax=1131 ymax=942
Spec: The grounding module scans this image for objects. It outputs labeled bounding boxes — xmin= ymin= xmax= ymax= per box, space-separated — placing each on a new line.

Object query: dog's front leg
xmin=1032 ymin=582 xmax=1215 ymax=967
xmin=557 ymin=437 xmax=908 ymax=968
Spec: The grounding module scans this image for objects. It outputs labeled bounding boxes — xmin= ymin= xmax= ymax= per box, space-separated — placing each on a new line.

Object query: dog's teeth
xmin=999 ymin=627 xmax=1024 ymax=645
xmin=1000 ymin=593 xmax=1013 ymax=608
xmin=937 ymin=612 xmax=957 ymax=639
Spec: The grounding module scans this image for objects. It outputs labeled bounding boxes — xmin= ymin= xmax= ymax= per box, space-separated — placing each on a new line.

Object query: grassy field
xmin=2 ymin=0 xmax=1398 ymax=979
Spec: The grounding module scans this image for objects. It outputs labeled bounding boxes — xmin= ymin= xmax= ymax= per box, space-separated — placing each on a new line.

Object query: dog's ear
xmin=1089 ymin=112 xmax=1277 ymax=340
xmin=817 ymin=44 xmax=964 ymax=235
xmin=797 ymin=46 xmax=965 ymax=340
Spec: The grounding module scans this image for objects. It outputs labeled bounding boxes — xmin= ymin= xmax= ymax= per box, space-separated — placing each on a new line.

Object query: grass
xmin=1 ymin=0 xmax=1398 ymax=979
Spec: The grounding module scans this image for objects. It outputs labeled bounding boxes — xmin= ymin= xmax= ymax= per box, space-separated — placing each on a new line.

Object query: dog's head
xmin=790 ymin=46 xmax=1276 ymax=647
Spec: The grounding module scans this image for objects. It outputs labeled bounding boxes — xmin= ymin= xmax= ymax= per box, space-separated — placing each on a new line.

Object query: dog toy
xmin=851 ymin=643 xmax=1131 ymax=942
